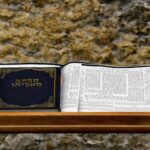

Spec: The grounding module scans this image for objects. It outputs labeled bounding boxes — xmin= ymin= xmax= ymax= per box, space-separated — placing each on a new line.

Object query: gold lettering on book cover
xmin=0 ymin=67 xmax=57 ymax=108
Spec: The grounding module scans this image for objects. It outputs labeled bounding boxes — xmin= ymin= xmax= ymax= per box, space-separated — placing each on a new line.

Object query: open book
xmin=0 ymin=62 xmax=150 ymax=112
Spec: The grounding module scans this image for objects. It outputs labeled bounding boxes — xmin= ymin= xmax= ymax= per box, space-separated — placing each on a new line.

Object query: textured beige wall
xmin=0 ymin=0 xmax=150 ymax=65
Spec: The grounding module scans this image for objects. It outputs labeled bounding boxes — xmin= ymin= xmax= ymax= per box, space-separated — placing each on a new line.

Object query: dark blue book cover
xmin=0 ymin=65 xmax=61 ymax=110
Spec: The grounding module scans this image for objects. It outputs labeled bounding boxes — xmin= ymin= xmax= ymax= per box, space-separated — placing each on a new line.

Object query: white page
xmin=60 ymin=63 xmax=82 ymax=112
xmin=79 ymin=65 xmax=150 ymax=112
xmin=0 ymin=64 xmax=61 ymax=68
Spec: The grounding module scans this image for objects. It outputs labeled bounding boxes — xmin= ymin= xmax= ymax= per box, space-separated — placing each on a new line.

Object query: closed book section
xmin=0 ymin=64 xmax=61 ymax=110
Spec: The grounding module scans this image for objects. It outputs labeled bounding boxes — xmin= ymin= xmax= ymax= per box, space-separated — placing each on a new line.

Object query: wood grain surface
xmin=0 ymin=112 xmax=150 ymax=132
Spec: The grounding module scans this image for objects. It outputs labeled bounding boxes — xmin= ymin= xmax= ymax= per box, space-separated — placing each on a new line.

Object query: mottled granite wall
xmin=1 ymin=133 xmax=150 ymax=150
xmin=0 ymin=0 xmax=150 ymax=149
xmin=0 ymin=0 xmax=150 ymax=65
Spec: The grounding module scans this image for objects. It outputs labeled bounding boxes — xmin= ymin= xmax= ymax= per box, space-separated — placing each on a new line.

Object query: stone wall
xmin=0 ymin=0 xmax=150 ymax=149
xmin=0 ymin=133 xmax=150 ymax=150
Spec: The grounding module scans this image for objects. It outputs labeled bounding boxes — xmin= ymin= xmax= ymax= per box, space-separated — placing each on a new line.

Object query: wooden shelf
xmin=0 ymin=112 xmax=150 ymax=132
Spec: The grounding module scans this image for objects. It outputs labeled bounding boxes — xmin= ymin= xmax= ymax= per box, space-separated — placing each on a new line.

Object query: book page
xmin=79 ymin=65 xmax=150 ymax=112
xmin=0 ymin=64 xmax=61 ymax=68
xmin=60 ymin=63 xmax=82 ymax=112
